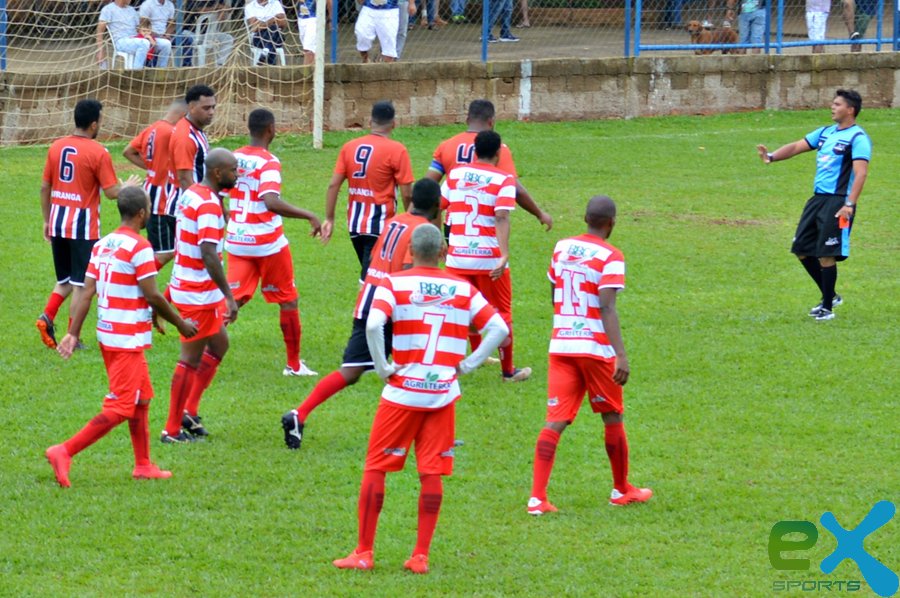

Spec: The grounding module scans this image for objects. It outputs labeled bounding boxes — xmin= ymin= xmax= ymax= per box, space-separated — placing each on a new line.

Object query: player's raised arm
xmin=757 ymin=139 xmax=812 ymax=164
xmin=57 ymin=277 xmax=97 ymax=359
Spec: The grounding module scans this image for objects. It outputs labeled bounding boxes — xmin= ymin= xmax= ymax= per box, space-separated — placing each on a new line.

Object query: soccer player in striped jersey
xmin=171 ymin=85 xmax=215 ymax=195
xmin=162 ymin=148 xmax=239 ymax=443
xmin=226 ymin=109 xmax=322 ymax=377
xmin=46 ymin=186 xmax=198 ymax=488
xmin=333 ymin=224 xmax=508 ymax=574
xmin=37 ymin=99 xmax=135 ymax=350
xmin=527 ymin=196 xmax=652 ymax=515
xmin=122 ymin=99 xmax=187 ymax=271
xmin=426 ymin=99 xmax=553 ymax=236
xmin=443 ymin=130 xmax=531 ymax=382
xmin=280 ymin=178 xmax=441 ymax=449
xmin=321 ymin=101 xmax=414 ymax=282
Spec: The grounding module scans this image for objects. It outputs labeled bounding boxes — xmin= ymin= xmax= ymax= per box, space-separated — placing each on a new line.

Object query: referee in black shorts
xmin=757 ymin=89 xmax=871 ymax=321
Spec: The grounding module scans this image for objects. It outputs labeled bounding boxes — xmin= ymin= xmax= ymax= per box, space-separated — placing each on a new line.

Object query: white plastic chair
xmin=107 ymin=29 xmax=134 ymax=69
xmin=245 ymin=20 xmax=286 ymax=65
xmin=194 ymin=14 xmax=215 ymax=67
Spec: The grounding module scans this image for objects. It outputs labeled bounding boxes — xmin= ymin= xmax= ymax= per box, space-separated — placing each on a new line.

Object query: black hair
xmin=117 ymin=186 xmax=150 ymax=219
xmin=474 ymin=130 xmax=501 ymax=160
xmin=371 ymin=101 xmax=395 ymax=126
xmin=248 ymin=108 xmax=275 ymax=136
xmin=835 ymin=89 xmax=862 ymax=117
xmin=467 ymin=99 xmax=495 ymax=123
xmin=185 ymin=84 xmax=216 ymax=104
xmin=74 ymin=99 xmax=103 ymax=130
xmin=411 ymin=178 xmax=441 ymax=212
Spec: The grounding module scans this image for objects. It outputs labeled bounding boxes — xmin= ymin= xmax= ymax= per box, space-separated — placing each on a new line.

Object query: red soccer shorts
xmin=101 ymin=347 xmax=154 ymax=418
xmin=546 ymin=354 xmax=624 ymax=422
xmin=364 ymin=399 xmax=456 ymax=476
xmin=226 ymin=246 xmax=298 ymax=304
xmin=451 ymin=269 xmax=512 ymax=325
xmin=176 ymin=299 xmax=226 ymax=341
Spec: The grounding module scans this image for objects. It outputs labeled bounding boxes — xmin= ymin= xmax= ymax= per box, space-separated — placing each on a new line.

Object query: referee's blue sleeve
xmin=804 ymin=126 xmax=826 ymax=150
xmin=852 ymin=133 xmax=872 ymax=161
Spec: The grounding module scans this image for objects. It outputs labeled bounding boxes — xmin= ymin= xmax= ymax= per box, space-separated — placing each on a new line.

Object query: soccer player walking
xmin=37 ymin=99 xmax=135 ymax=350
xmin=527 ymin=195 xmax=652 ymax=515
xmin=46 ymin=187 xmax=198 ymax=488
xmin=333 ymin=224 xmax=508 ymax=574
xmin=226 ymin=109 xmax=322 ymax=377
xmin=443 ymin=130 xmax=531 ymax=382
xmin=321 ymin=101 xmax=414 ymax=282
xmin=171 ymin=85 xmax=216 ymax=194
xmin=757 ymin=89 xmax=871 ymax=321
xmin=162 ymin=149 xmax=239 ymax=443
xmin=122 ymin=99 xmax=188 ymax=270
xmin=281 ymin=178 xmax=442 ymax=449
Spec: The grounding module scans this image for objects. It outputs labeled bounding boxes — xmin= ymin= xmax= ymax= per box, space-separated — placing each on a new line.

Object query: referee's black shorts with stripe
xmin=341 ymin=317 xmax=393 ymax=370
xmin=791 ymin=194 xmax=853 ymax=261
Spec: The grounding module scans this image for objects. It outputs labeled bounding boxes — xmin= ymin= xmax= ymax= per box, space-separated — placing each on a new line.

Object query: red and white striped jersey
xmin=44 ymin=135 xmax=118 ymax=240
xmin=334 ymin=133 xmax=414 ymax=236
xmin=85 ymin=227 xmax=157 ymax=351
xmin=225 ymin=146 xmax=288 ymax=257
xmin=443 ymin=163 xmax=516 ymax=274
xmin=129 ymin=120 xmax=178 ymax=215
xmin=548 ymin=234 xmax=625 ymax=360
xmin=170 ymin=184 xmax=225 ymax=307
xmin=369 ymin=267 xmax=497 ymax=410
xmin=353 ymin=212 xmax=429 ymax=320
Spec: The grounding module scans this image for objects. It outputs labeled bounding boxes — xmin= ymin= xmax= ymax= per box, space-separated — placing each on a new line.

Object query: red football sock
xmin=165 ymin=361 xmax=196 ymax=436
xmin=414 ymin=474 xmax=443 ymax=556
xmin=185 ymin=350 xmax=222 ymax=416
xmin=128 ymin=403 xmax=151 ymax=466
xmin=296 ymin=371 xmax=348 ymax=422
xmin=468 ymin=332 xmax=482 ymax=352
xmin=500 ymin=330 xmax=515 ymax=376
xmin=279 ymin=308 xmax=302 ymax=371
xmin=63 ymin=410 xmax=126 ymax=457
xmin=43 ymin=292 xmax=66 ymax=321
xmin=604 ymin=421 xmax=630 ymax=492
xmin=357 ymin=469 xmax=385 ymax=552
xmin=530 ymin=427 xmax=561 ymax=500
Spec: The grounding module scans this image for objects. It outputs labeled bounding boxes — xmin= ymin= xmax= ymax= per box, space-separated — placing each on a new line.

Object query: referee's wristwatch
xmin=844 ymin=200 xmax=856 ymax=208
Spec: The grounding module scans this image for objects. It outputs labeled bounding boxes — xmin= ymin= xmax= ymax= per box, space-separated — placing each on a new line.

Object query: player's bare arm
xmin=457 ymin=313 xmax=509 ymax=374
xmin=399 ymin=183 xmax=412 ymax=212
xmin=122 ymin=144 xmax=146 ymax=170
xmin=322 ymin=172 xmax=346 ymax=244
xmin=261 ymin=192 xmax=323 ymax=236
xmin=490 ymin=209 xmax=511 ymax=280
xmin=599 ymin=287 xmax=629 ymax=386
xmin=40 ymin=182 xmax=52 ymax=242
xmin=200 ymin=241 xmax=239 ymax=324
xmin=103 ymin=174 xmax=142 ymax=200
xmin=177 ymin=169 xmax=195 ymax=191
xmin=836 ymin=160 xmax=868 ymax=220
xmin=757 ymin=139 xmax=811 ymax=164
xmin=424 ymin=168 xmax=442 ymax=183
xmin=513 ymin=181 xmax=553 ymax=231
xmin=138 ymin=276 xmax=198 ymax=339
xmin=57 ymin=277 xmax=97 ymax=359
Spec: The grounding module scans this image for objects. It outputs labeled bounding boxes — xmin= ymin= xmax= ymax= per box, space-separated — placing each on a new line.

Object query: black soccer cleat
xmin=282 ymin=410 xmax=304 ymax=450
xmin=809 ymin=294 xmax=843 ymax=317
xmin=36 ymin=313 xmax=57 ymax=349
xmin=160 ymin=430 xmax=197 ymax=444
xmin=182 ymin=413 xmax=209 ymax=437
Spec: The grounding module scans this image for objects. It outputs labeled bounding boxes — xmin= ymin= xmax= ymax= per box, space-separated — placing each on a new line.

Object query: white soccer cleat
xmin=283 ymin=361 xmax=318 ymax=377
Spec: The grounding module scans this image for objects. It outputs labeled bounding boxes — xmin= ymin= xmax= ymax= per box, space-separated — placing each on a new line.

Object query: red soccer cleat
xmin=132 ymin=463 xmax=173 ymax=480
xmin=404 ymin=553 xmax=429 ymax=574
xmin=333 ymin=550 xmax=374 ymax=571
xmin=527 ymin=497 xmax=558 ymax=516
xmin=36 ymin=314 xmax=57 ymax=349
xmin=609 ymin=485 xmax=653 ymax=506
xmin=46 ymin=444 xmax=71 ymax=488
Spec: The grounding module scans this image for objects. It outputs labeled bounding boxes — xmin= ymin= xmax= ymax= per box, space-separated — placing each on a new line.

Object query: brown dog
xmin=686 ymin=20 xmax=740 ymax=54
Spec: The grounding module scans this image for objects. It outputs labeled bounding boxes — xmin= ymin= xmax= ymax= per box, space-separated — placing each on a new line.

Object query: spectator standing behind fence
xmin=97 ymin=0 xmax=171 ymax=69
xmin=139 ymin=0 xmax=185 ymax=66
xmin=843 ymin=0 xmax=876 ymax=52
xmin=415 ymin=0 xmax=445 ymax=29
xmin=702 ymin=0 xmax=735 ymax=28
xmin=355 ymin=0 xmax=401 ymax=62
xmin=485 ymin=0 xmax=519 ymax=42
xmin=450 ymin=0 xmax=465 ymax=22
xmin=297 ymin=0 xmax=331 ymax=65
xmin=396 ymin=0 xmax=417 ymax=58
xmin=184 ymin=0 xmax=235 ymax=67
xmin=806 ymin=0 xmax=829 ymax=53
xmin=245 ymin=0 xmax=288 ymax=65
xmin=738 ymin=0 xmax=765 ymax=53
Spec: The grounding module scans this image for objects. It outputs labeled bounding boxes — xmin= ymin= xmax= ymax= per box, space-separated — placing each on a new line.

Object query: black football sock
xmin=800 ymin=256 xmax=824 ymax=296
xmin=820 ymin=265 xmax=837 ymax=310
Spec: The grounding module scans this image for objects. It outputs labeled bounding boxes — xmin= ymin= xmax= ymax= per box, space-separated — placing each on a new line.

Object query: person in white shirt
xmin=245 ymin=0 xmax=287 ymax=65
xmin=138 ymin=0 xmax=182 ymax=66
xmin=97 ymin=0 xmax=171 ymax=70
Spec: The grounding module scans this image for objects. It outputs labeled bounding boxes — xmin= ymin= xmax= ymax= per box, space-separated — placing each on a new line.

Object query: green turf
xmin=1 ymin=110 xmax=897 ymax=597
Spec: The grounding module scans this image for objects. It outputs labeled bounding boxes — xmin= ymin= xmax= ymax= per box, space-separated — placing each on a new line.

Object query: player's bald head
xmin=205 ymin=147 xmax=236 ymax=172
xmin=585 ymin=195 xmax=616 ymax=228
xmin=410 ymin=223 xmax=445 ymax=264
xmin=117 ymin=185 xmax=150 ymax=220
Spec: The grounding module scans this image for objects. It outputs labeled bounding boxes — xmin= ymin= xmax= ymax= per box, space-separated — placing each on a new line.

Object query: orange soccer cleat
xmin=132 ymin=463 xmax=173 ymax=480
xmin=46 ymin=444 xmax=72 ymax=488
xmin=333 ymin=550 xmax=374 ymax=571
xmin=36 ymin=314 xmax=57 ymax=349
xmin=403 ymin=553 xmax=429 ymax=574
xmin=609 ymin=485 xmax=653 ymax=506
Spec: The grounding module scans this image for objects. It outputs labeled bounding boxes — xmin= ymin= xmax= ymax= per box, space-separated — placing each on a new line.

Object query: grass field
xmin=1 ymin=109 xmax=897 ymax=597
